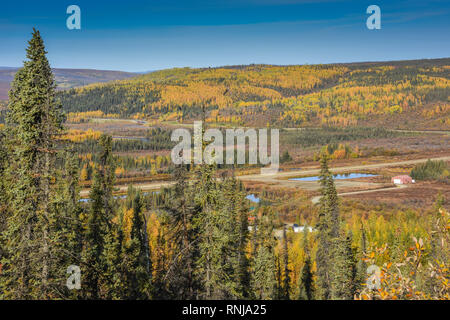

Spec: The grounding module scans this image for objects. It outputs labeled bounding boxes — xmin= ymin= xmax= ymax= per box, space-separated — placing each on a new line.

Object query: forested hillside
xmin=59 ymin=59 xmax=450 ymax=129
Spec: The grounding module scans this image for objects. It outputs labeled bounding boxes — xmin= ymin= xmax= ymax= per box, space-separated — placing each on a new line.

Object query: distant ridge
xmin=59 ymin=57 xmax=450 ymax=130
xmin=0 ymin=67 xmax=138 ymax=100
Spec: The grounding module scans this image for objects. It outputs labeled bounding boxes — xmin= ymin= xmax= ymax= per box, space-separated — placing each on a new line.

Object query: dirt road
xmin=311 ymin=184 xmax=408 ymax=204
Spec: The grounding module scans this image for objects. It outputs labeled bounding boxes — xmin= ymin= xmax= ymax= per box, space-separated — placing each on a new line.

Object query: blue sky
xmin=0 ymin=0 xmax=449 ymax=72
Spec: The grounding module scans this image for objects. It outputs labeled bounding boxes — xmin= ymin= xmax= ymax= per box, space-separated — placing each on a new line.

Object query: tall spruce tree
xmin=233 ymin=180 xmax=251 ymax=299
xmin=0 ymin=130 xmax=7 ymax=237
xmin=81 ymin=134 xmax=115 ymax=299
xmin=48 ymin=150 xmax=84 ymax=299
xmin=250 ymin=207 xmax=277 ymax=300
xmin=297 ymin=227 xmax=313 ymax=300
xmin=61 ymin=151 xmax=83 ymax=267
xmin=152 ymin=213 xmax=171 ymax=299
xmin=220 ymin=176 xmax=251 ymax=299
xmin=0 ymin=130 xmax=8 ymax=295
xmin=315 ymin=153 xmax=340 ymax=300
xmin=275 ymin=255 xmax=283 ymax=299
xmin=163 ymin=165 xmax=199 ymax=299
xmin=191 ymin=115 xmax=250 ymax=299
xmin=194 ymin=164 xmax=244 ymax=299
xmin=0 ymin=29 xmax=64 ymax=299
xmin=193 ymin=162 xmax=219 ymax=299
xmin=281 ymin=226 xmax=291 ymax=299
xmin=102 ymin=209 xmax=126 ymax=299
xmin=122 ymin=186 xmax=152 ymax=299
xmin=330 ymin=231 xmax=357 ymax=300
xmin=355 ymin=224 xmax=368 ymax=293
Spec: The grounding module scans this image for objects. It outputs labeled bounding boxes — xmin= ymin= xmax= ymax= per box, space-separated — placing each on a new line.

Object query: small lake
xmin=289 ymin=173 xmax=377 ymax=182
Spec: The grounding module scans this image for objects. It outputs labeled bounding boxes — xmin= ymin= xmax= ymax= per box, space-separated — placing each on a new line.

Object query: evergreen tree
xmin=0 ymin=29 xmax=64 ymax=299
xmin=297 ymin=227 xmax=313 ymax=300
xmin=0 ymin=130 xmax=8 ymax=296
xmin=315 ymin=153 xmax=340 ymax=300
xmin=275 ymin=255 xmax=283 ymax=299
xmin=0 ymin=129 xmax=7 ymax=240
xmin=281 ymin=226 xmax=291 ymax=299
xmin=193 ymin=163 xmax=218 ymax=299
xmin=81 ymin=134 xmax=115 ymax=299
xmin=355 ymin=224 xmax=368 ymax=293
xmin=250 ymin=208 xmax=277 ymax=300
xmin=280 ymin=150 xmax=292 ymax=163
xmin=122 ymin=186 xmax=152 ymax=299
xmin=152 ymin=214 xmax=171 ymax=299
xmin=330 ymin=231 xmax=357 ymax=300
xmin=47 ymin=150 xmax=84 ymax=299
xmin=221 ymin=176 xmax=251 ymax=299
xmin=190 ymin=116 xmax=249 ymax=299
xmin=194 ymin=164 xmax=243 ymax=299
xmin=234 ymin=180 xmax=251 ymax=298
xmin=81 ymin=165 xmax=107 ymax=299
xmin=102 ymin=212 xmax=126 ymax=299
xmin=62 ymin=151 xmax=83 ymax=266
xmin=163 ymin=165 xmax=199 ymax=299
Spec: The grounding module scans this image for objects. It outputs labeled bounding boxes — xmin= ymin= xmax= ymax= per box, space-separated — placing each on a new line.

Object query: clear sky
xmin=1 ymin=0 xmax=449 ymax=72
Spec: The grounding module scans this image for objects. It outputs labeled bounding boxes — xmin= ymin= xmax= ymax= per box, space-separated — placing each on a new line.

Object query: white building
xmin=293 ymin=224 xmax=314 ymax=233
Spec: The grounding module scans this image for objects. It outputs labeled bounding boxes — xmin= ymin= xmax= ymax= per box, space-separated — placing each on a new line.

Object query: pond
xmin=289 ymin=173 xmax=378 ymax=182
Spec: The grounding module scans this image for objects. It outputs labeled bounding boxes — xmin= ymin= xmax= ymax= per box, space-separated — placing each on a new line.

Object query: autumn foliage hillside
xmin=59 ymin=59 xmax=450 ymax=129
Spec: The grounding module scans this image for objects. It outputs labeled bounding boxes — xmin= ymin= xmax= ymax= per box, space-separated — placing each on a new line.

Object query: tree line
xmin=411 ymin=159 xmax=449 ymax=182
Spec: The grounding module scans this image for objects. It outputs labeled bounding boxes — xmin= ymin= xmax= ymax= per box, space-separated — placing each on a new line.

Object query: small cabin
xmin=391 ymin=175 xmax=415 ymax=185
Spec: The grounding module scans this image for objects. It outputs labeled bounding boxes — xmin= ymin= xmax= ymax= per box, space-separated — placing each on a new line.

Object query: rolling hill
xmin=57 ymin=58 xmax=450 ymax=130
xmin=0 ymin=67 xmax=137 ymax=100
